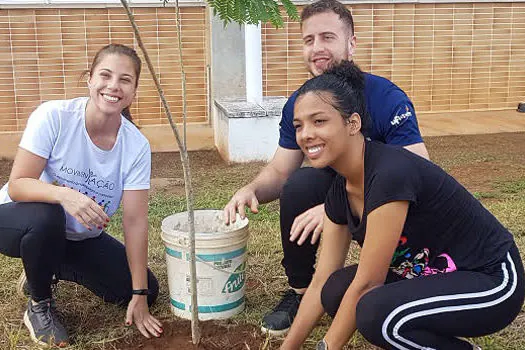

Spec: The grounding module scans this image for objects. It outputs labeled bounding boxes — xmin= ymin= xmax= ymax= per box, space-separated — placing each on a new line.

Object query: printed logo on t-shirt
xmin=58 ymin=165 xmax=116 ymax=190
xmin=391 ymin=247 xmax=429 ymax=279
xmin=51 ymin=180 xmax=113 ymax=214
xmin=52 ymin=164 xmax=117 ymax=217
xmin=390 ymin=105 xmax=412 ymax=126
xmin=390 ymin=235 xmax=457 ymax=279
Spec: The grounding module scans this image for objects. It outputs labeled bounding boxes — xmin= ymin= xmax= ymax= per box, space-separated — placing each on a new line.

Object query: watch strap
xmin=132 ymin=289 xmax=150 ymax=295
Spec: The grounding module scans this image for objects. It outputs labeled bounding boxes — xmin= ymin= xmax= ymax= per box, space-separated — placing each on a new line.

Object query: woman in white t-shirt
xmin=0 ymin=44 xmax=162 ymax=347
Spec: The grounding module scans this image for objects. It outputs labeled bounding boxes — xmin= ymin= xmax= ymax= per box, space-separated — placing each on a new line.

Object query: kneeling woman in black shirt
xmin=280 ymin=61 xmax=524 ymax=350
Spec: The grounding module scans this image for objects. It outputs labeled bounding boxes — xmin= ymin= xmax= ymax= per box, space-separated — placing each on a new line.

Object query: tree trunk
xmin=119 ymin=0 xmax=201 ymax=344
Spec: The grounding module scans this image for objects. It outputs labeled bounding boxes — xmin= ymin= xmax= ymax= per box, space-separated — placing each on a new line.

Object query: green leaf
xmin=221 ymin=0 xmax=295 ymax=27
xmin=280 ymin=0 xmax=299 ymax=22
xmin=161 ymin=0 xmax=297 ymax=27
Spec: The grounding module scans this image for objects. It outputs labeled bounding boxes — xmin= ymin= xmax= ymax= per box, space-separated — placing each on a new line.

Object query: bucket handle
xmin=161 ymin=231 xmax=248 ymax=274
xmin=197 ymin=255 xmax=247 ymax=275
xmin=172 ymin=249 xmax=248 ymax=275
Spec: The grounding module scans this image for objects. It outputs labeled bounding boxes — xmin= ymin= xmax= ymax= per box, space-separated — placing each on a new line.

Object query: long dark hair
xmin=81 ymin=44 xmax=142 ymax=123
xmin=296 ymin=60 xmax=370 ymax=132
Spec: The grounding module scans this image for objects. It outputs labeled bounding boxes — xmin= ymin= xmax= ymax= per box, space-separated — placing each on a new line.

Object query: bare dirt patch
xmin=149 ymin=151 xmax=265 ymax=198
xmin=116 ymin=320 xmax=265 ymax=350
xmin=149 ymin=132 xmax=525 ymax=196
xmin=0 ymin=157 xmax=12 ymax=187
xmin=424 ymin=132 xmax=525 ymax=193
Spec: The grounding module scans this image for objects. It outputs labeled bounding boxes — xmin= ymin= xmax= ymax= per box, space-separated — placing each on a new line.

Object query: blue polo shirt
xmin=279 ymin=72 xmax=423 ymax=149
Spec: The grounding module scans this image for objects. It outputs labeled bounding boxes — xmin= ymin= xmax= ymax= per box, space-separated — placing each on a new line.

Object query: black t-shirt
xmin=325 ymin=141 xmax=513 ymax=279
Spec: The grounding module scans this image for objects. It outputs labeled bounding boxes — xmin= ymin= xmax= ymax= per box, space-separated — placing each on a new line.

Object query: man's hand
xmin=223 ymin=186 xmax=259 ymax=224
xmin=289 ymin=204 xmax=325 ymax=245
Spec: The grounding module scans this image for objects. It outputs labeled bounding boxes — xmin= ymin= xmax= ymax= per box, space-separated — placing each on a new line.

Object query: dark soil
xmin=424 ymin=132 xmax=525 ymax=194
xmin=116 ymin=320 xmax=265 ymax=350
xmin=0 ymin=157 xmax=12 ymax=187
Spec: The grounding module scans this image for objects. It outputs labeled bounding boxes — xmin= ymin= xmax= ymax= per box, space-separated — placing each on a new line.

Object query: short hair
xmin=301 ymin=0 xmax=355 ymax=35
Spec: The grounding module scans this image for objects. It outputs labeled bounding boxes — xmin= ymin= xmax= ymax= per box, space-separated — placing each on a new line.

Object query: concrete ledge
xmin=0 ymin=123 xmax=215 ymax=160
xmin=141 ymin=123 xmax=215 ymax=153
xmin=214 ymin=96 xmax=287 ymax=163
xmin=215 ymin=99 xmax=266 ymax=118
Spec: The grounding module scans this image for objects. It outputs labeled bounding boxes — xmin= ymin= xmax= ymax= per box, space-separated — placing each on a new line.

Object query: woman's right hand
xmin=57 ymin=187 xmax=110 ymax=230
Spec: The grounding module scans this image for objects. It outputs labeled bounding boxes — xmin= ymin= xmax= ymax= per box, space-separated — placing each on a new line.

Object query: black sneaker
xmin=23 ymin=298 xmax=69 ymax=348
xmin=261 ymin=289 xmax=303 ymax=336
xmin=17 ymin=271 xmax=59 ymax=298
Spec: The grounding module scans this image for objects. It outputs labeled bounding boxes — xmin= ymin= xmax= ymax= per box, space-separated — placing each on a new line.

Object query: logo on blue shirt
xmin=391 ymin=105 xmax=412 ymax=126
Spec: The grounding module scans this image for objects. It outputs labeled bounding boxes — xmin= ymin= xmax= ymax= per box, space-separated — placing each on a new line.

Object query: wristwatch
xmin=316 ymin=339 xmax=328 ymax=350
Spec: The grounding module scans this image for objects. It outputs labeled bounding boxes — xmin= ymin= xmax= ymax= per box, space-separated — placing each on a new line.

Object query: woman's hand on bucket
xmin=125 ymin=295 xmax=163 ymax=338
xmin=223 ymin=186 xmax=259 ymax=224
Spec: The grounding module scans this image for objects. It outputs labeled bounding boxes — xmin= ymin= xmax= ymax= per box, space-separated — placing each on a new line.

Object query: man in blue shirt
xmin=223 ymin=0 xmax=429 ymax=336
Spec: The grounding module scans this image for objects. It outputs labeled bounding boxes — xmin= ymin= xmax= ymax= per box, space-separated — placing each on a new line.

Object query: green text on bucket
xmin=222 ymin=262 xmax=246 ymax=293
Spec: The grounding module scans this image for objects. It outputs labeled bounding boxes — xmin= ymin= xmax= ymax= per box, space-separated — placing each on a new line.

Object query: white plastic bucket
xmin=161 ymin=209 xmax=249 ymax=320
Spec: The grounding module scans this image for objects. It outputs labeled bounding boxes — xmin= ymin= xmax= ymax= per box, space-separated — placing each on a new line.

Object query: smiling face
xmin=302 ymin=11 xmax=356 ymax=77
xmin=294 ymin=91 xmax=358 ymax=168
xmin=87 ymin=53 xmax=138 ymax=118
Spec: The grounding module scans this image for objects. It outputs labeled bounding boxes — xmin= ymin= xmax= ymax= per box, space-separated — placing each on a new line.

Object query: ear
xmin=347 ymin=34 xmax=357 ymax=59
xmin=346 ymin=112 xmax=362 ymax=136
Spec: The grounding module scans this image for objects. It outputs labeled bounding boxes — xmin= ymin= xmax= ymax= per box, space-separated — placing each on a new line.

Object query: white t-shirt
xmin=0 ymin=97 xmax=151 ymax=241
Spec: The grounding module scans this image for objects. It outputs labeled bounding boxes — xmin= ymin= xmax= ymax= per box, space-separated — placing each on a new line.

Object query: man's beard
xmin=307 ymin=48 xmax=350 ymax=76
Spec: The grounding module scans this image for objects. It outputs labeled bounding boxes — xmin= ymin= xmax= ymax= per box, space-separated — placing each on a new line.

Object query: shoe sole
xmin=260 ymin=325 xmax=290 ymax=337
xmin=24 ymin=310 xmax=51 ymax=348
xmin=17 ymin=271 xmax=27 ymax=299
xmin=23 ymin=310 xmax=68 ymax=348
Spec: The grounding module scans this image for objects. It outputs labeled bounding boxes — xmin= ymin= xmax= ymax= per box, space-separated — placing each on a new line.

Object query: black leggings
xmin=0 ymin=202 xmax=159 ymax=305
xmin=280 ymin=167 xmax=337 ymax=288
xmin=320 ymin=244 xmax=525 ymax=349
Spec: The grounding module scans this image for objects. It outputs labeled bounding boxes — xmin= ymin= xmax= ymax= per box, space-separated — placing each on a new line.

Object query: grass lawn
xmin=0 ymin=132 xmax=524 ymax=349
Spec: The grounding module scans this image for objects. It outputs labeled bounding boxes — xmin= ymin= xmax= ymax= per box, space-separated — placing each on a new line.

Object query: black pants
xmin=320 ymin=244 xmax=525 ymax=349
xmin=280 ymin=167 xmax=337 ymax=288
xmin=0 ymin=202 xmax=159 ymax=306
